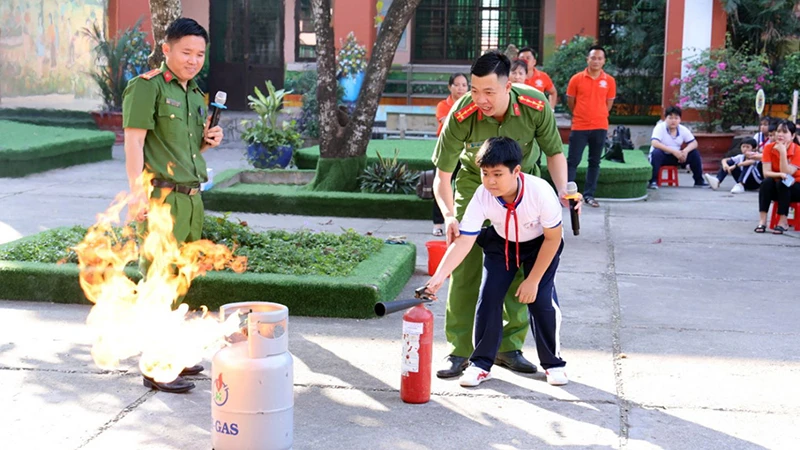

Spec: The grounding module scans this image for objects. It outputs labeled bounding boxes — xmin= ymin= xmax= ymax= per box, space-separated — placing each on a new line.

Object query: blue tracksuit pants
xmin=471 ymin=227 xmax=566 ymax=372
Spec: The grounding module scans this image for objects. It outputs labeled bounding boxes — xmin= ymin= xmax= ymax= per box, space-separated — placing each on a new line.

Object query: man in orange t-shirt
xmin=518 ymin=47 xmax=557 ymax=111
xmin=565 ymin=45 xmax=617 ymax=207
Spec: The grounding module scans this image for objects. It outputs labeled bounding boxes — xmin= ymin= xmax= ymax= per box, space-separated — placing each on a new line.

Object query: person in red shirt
xmin=436 ymin=73 xmax=468 ymax=136
xmin=431 ymin=73 xmax=468 ymax=235
xmin=755 ymin=119 xmax=800 ymax=234
xmin=517 ymin=47 xmax=557 ymax=111
xmin=565 ymin=45 xmax=617 ymax=207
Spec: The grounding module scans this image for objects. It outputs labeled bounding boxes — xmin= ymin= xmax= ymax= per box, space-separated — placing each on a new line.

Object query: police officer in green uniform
xmin=432 ymin=52 xmax=580 ymax=378
xmin=122 ymin=18 xmax=223 ymax=393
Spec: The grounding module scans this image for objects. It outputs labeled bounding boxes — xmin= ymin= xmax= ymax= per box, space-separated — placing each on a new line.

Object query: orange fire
xmin=74 ymin=173 xmax=247 ymax=383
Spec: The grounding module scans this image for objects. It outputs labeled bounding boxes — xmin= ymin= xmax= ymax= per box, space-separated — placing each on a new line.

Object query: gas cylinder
xmin=400 ymin=303 xmax=433 ymax=404
xmin=212 ymin=302 xmax=294 ymax=450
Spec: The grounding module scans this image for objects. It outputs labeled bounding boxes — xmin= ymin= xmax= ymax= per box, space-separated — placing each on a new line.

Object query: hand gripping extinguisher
xmin=374 ymin=286 xmax=434 ymax=404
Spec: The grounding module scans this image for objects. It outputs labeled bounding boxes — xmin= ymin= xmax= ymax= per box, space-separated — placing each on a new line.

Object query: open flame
xmin=74 ymin=173 xmax=247 ymax=382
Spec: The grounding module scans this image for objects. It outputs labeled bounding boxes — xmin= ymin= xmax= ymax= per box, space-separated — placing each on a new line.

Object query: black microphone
xmin=566 ymin=181 xmax=580 ymax=236
xmin=209 ymin=91 xmax=227 ymax=128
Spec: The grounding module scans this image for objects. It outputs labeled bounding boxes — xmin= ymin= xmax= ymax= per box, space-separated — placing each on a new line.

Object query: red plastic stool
xmin=657 ymin=165 xmax=679 ymax=187
xmin=768 ymin=201 xmax=800 ymax=230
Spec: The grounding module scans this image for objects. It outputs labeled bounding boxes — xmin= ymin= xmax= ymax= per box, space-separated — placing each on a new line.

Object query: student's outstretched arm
xmin=516 ymin=224 xmax=563 ymax=304
xmin=426 ymin=234 xmax=479 ymax=296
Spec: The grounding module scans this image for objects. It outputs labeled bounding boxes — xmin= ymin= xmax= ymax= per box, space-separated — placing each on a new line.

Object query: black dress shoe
xmin=179 ymin=364 xmax=204 ymax=376
xmin=436 ymin=355 xmax=469 ymax=379
xmin=143 ymin=375 xmax=196 ymax=393
xmin=494 ymin=350 xmax=538 ymax=373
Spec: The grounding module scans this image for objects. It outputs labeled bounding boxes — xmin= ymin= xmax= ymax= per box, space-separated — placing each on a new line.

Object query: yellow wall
xmin=0 ymin=0 xmax=106 ymax=101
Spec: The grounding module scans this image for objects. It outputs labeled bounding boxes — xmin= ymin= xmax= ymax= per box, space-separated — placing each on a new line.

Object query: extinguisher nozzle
xmin=374 ymin=298 xmax=432 ymax=317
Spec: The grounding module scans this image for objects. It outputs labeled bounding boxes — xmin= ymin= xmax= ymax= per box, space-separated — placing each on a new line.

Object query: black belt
xmin=151 ymin=179 xmax=200 ymax=196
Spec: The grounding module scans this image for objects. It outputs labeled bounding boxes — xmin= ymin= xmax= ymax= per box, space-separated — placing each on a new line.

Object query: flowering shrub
xmin=337 ymin=32 xmax=367 ymax=78
xmin=672 ymin=45 xmax=771 ymax=132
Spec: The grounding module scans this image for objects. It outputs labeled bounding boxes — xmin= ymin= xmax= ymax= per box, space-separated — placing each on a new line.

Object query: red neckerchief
xmin=501 ymin=174 xmax=524 ymax=271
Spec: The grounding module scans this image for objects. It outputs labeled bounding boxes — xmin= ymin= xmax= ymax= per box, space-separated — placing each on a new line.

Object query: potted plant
xmin=671 ymin=42 xmax=772 ymax=170
xmin=242 ymin=81 xmax=304 ymax=169
xmin=337 ymin=32 xmax=367 ymax=103
xmin=83 ymin=20 xmax=151 ymax=143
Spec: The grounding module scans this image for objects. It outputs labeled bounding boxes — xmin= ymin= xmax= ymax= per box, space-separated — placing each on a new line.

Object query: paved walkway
xmin=1 ymin=144 xmax=798 ymax=449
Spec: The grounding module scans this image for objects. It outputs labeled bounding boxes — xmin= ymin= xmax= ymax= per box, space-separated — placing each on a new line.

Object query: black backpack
xmin=602 ymin=126 xmax=631 ymax=163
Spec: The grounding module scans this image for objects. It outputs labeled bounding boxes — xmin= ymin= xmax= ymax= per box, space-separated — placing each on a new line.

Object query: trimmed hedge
xmin=0 ymin=236 xmax=416 ymax=319
xmin=0 ymin=120 xmax=115 ymax=177
xmin=204 ymin=172 xmax=431 ymax=219
xmin=0 ymin=108 xmax=98 ymax=129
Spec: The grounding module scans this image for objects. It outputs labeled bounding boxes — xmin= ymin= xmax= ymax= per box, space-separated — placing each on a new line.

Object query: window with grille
xmin=296 ymin=0 xmax=316 ymax=61
xmin=412 ymin=0 xmax=541 ymax=64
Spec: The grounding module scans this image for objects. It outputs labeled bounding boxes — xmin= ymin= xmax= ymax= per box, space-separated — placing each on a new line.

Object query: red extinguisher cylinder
xmin=400 ymin=303 xmax=434 ymax=404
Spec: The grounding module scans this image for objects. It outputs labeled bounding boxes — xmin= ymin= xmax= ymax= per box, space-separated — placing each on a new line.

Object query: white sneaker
xmin=545 ymin=366 xmax=569 ymax=386
xmin=459 ymin=364 xmax=492 ymax=387
xmin=704 ymin=173 xmax=720 ymax=190
xmin=731 ymin=183 xmax=745 ymax=194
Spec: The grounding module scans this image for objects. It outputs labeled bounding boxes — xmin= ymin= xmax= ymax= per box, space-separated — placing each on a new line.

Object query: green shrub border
xmin=0 ymin=233 xmax=416 ymax=319
xmin=203 ymin=169 xmax=431 ymax=219
xmin=0 ymin=121 xmax=115 ymax=177
xmin=0 ymin=108 xmax=98 ymax=129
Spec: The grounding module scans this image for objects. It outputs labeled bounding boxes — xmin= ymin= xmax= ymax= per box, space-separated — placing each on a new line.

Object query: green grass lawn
xmin=0 ymin=120 xmax=115 ymax=177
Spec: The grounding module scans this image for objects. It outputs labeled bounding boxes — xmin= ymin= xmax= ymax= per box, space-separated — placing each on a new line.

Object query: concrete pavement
xmin=1 ymin=144 xmax=798 ymax=449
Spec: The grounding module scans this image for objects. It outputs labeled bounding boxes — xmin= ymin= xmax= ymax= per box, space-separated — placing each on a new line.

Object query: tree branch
xmin=311 ymin=0 xmax=345 ymax=156
xmin=344 ymin=0 xmax=422 ymax=157
xmin=147 ymin=0 xmax=182 ymax=69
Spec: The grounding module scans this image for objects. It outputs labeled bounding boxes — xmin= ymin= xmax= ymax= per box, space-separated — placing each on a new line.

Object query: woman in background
xmin=431 ymin=73 xmax=468 ymax=236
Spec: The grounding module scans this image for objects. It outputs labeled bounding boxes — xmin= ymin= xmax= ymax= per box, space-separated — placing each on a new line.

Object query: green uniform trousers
xmin=446 ymin=173 xmax=529 ymax=358
xmin=138 ymin=188 xmax=205 ymax=278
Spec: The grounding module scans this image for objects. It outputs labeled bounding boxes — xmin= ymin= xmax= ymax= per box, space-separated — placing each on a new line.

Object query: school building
xmin=1 ymin=0 xmax=727 ymax=111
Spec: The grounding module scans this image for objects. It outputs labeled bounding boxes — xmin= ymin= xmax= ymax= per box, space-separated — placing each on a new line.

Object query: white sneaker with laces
xmin=545 ymin=366 xmax=569 ymax=386
xmin=731 ymin=183 xmax=745 ymax=194
xmin=459 ymin=364 xmax=492 ymax=387
xmin=704 ymin=173 xmax=720 ymax=190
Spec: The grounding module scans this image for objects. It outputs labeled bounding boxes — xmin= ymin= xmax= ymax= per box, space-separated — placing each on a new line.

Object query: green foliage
xmin=337 ymin=32 xmax=368 ymax=78
xmin=721 ymin=0 xmax=800 ymax=59
xmin=82 ymin=19 xmax=150 ymax=112
xmin=241 ymin=81 xmax=303 ymax=152
xmin=601 ymin=0 xmax=665 ymax=116
xmin=358 ymin=149 xmax=420 ymax=195
xmin=290 ymin=70 xmax=345 ymax=139
xmin=672 ymin=42 xmax=772 ymax=132
xmin=773 ymin=52 xmax=800 ymax=104
xmin=0 ymin=227 xmax=87 ymax=264
xmin=0 ymin=217 xmax=384 ymax=278
xmin=543 ymin=35 xmax=615 ymax=113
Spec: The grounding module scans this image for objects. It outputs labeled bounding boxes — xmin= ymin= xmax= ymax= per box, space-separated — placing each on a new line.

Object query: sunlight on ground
xmin=0 ymin=221 xmax=22 ymax=245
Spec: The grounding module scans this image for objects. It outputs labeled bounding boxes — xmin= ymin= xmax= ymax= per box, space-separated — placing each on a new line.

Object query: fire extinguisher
xmin=400 ymin=287 xmax=434 ymax=404
xmin=374 ymin=286 xmax=435 ymax=404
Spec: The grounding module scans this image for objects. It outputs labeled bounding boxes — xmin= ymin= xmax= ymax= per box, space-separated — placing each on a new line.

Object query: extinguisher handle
xmin=415 ymin=285 xmax=436 ymax=301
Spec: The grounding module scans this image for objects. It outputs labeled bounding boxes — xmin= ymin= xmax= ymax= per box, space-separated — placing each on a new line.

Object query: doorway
xmin=209 ymin=0 xmax=285 ymax=110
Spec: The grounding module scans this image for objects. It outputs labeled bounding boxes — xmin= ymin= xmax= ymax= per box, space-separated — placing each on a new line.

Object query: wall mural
xmin=0 ymin=0 xmax=106 ymax=99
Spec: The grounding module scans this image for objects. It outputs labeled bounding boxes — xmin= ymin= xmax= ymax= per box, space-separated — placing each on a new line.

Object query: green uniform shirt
xmin=122 ymin=63 xmax=208 ymax=186
xmin=432 ymin=84 xmax=563 ymax=177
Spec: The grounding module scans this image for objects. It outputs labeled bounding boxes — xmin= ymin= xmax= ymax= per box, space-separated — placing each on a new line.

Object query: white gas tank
xmin=212 ymin=302 xmax=293 ymax=450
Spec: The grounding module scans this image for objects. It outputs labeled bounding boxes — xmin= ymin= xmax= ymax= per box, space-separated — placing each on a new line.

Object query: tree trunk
xmin=307 ymin=0 xmax=422 ymax=192
xmin=147 ymin=0 xmax=182 ymax=69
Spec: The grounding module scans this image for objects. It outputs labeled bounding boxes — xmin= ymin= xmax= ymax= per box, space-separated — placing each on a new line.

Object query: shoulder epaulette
xmin=454 ymin=102 xmax=479 ymax=123
xmin=518 ymin=95 xmax=545 ymax=112
xmin=140 ymin=69 xmax=162 ymax=80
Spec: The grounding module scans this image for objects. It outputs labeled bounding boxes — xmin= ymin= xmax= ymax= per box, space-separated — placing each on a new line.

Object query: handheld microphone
xmin=565 ymin=181 xmax=580 ymax=236
xmin=209 ymin=91 xmax=227 ymax=128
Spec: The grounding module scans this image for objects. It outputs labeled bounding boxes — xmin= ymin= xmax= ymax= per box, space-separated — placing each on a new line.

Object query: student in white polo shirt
xmin=426 ymin=136 xmax=569 ymax=388
xmin=648 ymin=105 xmax=707 ymax=189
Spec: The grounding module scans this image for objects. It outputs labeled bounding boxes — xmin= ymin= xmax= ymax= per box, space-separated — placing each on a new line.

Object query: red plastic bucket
xmin=425 ymin=240 xmax=448 ymax=276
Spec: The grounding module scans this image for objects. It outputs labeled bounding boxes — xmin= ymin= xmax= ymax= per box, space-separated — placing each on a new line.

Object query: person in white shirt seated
xmin=425 ymin=136 xmax=570 ymax=388
xmin=647 ymin=106 xmax=707 ymax=189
